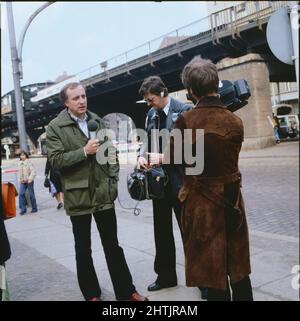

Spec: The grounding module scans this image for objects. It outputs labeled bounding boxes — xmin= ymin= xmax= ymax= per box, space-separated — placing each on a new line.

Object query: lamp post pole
xmin=6 ymin=2 xmax=27 ymax=152
xmin=6 ymin=2 xmax=55 ymax=153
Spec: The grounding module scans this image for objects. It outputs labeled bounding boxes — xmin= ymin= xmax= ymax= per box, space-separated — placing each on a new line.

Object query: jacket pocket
xmin=64 ymin=179 xmax=90 ymax=211
xmin=95 ymin=178 xmax=118 ymax=204
xmin=64 ymin=179 xmax=89 ymax=190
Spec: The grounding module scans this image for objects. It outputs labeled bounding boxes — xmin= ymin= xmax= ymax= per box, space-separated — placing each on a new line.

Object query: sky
xmin=1 ymin=1 xmax=209 ymax=96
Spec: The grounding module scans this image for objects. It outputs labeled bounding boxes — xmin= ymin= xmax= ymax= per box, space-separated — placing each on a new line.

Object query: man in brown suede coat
xmin=166 ymin=56 xmax=253 ymax=301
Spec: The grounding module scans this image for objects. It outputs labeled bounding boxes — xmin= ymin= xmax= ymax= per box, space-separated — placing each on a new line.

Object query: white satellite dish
xmin=266 ymin=7 xmax=294 ymax=65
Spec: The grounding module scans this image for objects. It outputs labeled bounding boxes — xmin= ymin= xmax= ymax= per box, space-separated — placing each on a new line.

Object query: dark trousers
xmin=70 ymin=208 xmax=136 ymax=301
xmin=152 ymin=188 xmax=182 ymax=285
xmin=207 ymin=276 xmax=253 ymax=301
xmin=19 ymin=182 xmax=37 ymax=212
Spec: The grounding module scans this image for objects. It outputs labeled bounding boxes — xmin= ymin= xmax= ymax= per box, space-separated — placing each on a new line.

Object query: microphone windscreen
xmin=87 ymin=120 xmax=98 ymax=132
xmin=151 ymin=111 xmax=158 ymax=120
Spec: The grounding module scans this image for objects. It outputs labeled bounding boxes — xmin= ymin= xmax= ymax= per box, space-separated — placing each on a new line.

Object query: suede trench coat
xmin=169 ymin=96 xmax=251 ymax=290
xmin=46 ymin=109 xmax=119 ymax=216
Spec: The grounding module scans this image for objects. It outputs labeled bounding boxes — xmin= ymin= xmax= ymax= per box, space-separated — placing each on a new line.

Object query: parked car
xmin=277 ymin=115 xmax=299 ymax=139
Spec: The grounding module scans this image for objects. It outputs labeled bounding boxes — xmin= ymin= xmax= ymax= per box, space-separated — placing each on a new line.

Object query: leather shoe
xmin=19 ymin=210 xmax=26 ymax=215
xmin=57 ymin=202 xmax=63 ymax=210
xmin=147 ymin=281 xmax=177 ymax=292
xmin=199 ymin=287 xmax=208 ymax=300
xmin=129 ymin=292 xmax=148 ymax=301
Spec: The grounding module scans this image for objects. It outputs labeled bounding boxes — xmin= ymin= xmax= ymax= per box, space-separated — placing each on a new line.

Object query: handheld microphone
xmin=87 ymin=120 xmax=98 ymax=140
xmin=151 ymin=110 xmax=159 ymax=121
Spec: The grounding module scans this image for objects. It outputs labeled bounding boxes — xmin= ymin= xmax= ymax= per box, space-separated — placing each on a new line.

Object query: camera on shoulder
xmin=218 ymin=79 xmax=251 ymax=112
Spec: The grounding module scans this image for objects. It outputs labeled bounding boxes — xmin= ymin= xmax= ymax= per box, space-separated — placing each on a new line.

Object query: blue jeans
xmin=274 ymin=127 xmax=280 ymax=142
xmin=19 ymin=182 xmax=38 ymax=212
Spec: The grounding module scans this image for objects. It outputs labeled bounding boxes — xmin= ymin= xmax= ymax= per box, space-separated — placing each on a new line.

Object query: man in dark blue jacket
xmin=137 ymin=76 xmax=191 ymax=291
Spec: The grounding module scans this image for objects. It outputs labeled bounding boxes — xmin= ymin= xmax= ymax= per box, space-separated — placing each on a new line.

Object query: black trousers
xmin=70 ymin=208 xmax=136 ymax=300
xmin=152 ymin=187 xmax=182 ymax=285
xmin=207 ymin=276 xmax=253 ymax=301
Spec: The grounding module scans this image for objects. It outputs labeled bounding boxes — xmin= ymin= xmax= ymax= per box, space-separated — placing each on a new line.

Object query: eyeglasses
xmin=144 ymin=96 xmax=156 ymax=104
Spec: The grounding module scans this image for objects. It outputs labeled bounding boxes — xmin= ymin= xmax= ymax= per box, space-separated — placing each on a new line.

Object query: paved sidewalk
xmin=2 ymin=141 xmax=299 ymax=301
xmin=240 ymin=140 xmax=299 ymax=158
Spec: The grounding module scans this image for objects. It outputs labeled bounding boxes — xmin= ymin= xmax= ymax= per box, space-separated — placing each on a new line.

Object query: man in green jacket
xmin=46 ymin=82 xmax=148 ymax=301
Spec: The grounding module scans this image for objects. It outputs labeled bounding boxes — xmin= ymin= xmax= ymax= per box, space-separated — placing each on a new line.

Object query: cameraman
xmin=167 ymin=56 xmax=253 ymax=301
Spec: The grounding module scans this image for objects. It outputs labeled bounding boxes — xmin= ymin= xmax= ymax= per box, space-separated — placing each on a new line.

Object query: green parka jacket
xmin=46 ymin=109 xmax=119 ymax=216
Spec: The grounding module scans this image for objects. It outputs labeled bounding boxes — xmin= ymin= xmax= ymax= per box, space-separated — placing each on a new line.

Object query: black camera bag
xmin=127 ymin=167 xmax=168 ymax=201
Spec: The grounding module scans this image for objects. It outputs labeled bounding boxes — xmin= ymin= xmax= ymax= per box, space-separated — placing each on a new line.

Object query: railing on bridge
xmin=1 ymin=0 xmax=290 ymax=117
xmin=210 ymin=1 xmax=289 ymax=42
xmin=76 ymin=1 xmax=289 ymax=85
xmin=76 ymin=14 xmax=211 ymax=83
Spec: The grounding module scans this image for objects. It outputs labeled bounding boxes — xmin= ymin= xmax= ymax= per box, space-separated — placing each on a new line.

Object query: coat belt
xmin=192 ymin=171 xmax=243 ymax=230
xmin=193 ymin=171 xmax=241 ymax=185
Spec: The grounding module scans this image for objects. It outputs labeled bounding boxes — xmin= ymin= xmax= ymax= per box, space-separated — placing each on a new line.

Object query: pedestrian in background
xmin=267 ymin=113 xmax=281 ymax=144
xmin=44 ymin=157 xmax=64 ymax=209
xmin=167 ymin=56 xmax=253 ymax=301
xmin=272 ymin=113 xmax=281 ymax=144
xmin=18 ymin=151 xmax=38 ymax=215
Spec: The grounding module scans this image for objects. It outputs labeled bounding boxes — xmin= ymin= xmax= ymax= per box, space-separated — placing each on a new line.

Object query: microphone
xmin=151 ymin=110 xmax=159 ymax=121
xmin=87 ymin=120 xmax=98 ymax=140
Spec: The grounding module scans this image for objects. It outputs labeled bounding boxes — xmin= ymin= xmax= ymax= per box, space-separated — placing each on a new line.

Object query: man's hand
xmin=146 ymin=152 xmax=164 ymax=166
xmin=137 ymin=156 xmax=148 ymax=169
xmin=84 ymin=139 xmax=100 ymax=155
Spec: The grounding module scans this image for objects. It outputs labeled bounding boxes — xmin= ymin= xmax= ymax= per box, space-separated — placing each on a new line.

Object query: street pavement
xmin=2 ymin=141 xmax=299 ymax=301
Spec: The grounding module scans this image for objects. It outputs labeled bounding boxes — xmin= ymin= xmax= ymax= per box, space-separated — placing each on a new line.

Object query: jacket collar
xmin=168 ymin=97 xmax=176 ymax=113
xmin=165 ymin=97 xmax=175 ymax=129
xmin=195 ymin=95 xmax=226 ymax=109
xmin=56 ymin=108 xmax=102 ymax=127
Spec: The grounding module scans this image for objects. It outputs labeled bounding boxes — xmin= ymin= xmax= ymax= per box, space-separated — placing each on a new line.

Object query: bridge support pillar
xmin=217 ymin=53 xmax=275 ymax=150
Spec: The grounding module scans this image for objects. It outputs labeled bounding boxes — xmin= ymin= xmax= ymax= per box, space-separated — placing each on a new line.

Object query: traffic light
xmin=22 ymin=89 xmax=38 ymax=111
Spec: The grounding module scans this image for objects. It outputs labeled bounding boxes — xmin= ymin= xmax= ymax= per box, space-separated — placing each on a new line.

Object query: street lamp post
xmin=17 ymin=2 xmax=55 ymax=80
xmin=6 ymin=2 xmax=27 ymax=152
xmin=6 ymin=2 xmax=55 ymax=153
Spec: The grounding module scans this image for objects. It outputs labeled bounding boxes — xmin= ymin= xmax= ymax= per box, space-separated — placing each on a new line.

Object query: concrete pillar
xmin=217 ymin=53 xmax=275 ymax=150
